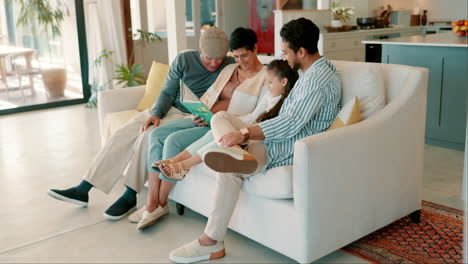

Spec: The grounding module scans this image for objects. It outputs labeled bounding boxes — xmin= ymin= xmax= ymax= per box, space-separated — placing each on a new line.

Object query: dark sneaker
xmin=48 ymin=188 xmax=89 ymax=207
xmin=103 ymin=196 xmax=136 ymax=221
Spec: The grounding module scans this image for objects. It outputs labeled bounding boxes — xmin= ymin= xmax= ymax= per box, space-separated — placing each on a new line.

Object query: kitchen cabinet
xmin=372 ymin=33 xmax=467 ymax=150
xmin=400 ymin=28 xmax=425 ymax=37
xmin=325 ymin=48 xmax=365 ymax=62
xmin=318 ymin=27 xmax=423 ymax=62
xmin=323 ymin=36 xmax=363 ymax=51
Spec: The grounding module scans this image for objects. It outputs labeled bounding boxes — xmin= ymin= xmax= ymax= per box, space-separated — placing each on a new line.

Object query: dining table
xmin=0 ymin=45 xmax=36 ymax=92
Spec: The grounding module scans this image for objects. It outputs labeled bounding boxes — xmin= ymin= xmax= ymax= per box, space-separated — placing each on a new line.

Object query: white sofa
xmin=98 ymin=60 xmax=428 ymax=263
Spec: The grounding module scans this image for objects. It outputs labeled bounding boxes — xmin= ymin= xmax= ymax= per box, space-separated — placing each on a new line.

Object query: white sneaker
xmin=136 ymin=205 xmax=169 ymax=230
xmin=203 ymin=146 xmax=258 ymax=174
xmin=128 ymin=206 xmax=146 ymax=223
xmin=169 ymin=239 xmax=225 ymax=263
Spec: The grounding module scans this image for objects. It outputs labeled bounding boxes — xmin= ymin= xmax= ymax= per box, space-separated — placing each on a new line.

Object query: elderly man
xmin=48 ymin=27 xmax=235 ymax=220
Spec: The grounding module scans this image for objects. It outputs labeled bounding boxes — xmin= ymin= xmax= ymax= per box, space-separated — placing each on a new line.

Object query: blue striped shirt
xmin=258 ymin=57 xmax=342 ymax=171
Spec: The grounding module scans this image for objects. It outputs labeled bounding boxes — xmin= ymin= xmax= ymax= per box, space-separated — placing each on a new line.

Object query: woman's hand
xmin=191 ymin=115 xmax=208 ymax=127
xmin=218 ymin=131 xmax=245 ymax=147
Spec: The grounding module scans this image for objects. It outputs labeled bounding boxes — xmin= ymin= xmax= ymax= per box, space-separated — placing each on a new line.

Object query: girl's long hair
xmin=256 ymin=60 xmax=299 ymax=123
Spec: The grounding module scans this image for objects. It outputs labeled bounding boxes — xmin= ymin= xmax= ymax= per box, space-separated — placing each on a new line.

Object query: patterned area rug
xmin=341 ymin=200 xmax=464 ymax=264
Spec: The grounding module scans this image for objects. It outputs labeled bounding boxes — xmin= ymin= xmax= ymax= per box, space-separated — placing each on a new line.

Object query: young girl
xmin=156 ymin=60 xmax=299 ymax=181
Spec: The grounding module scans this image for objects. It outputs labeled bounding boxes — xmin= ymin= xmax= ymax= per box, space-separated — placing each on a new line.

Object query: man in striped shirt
xmin=169 ymin=18 xmax=342 ymax=263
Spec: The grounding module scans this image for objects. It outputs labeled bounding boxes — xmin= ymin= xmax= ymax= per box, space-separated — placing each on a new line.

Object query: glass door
xmin=0 ymin=0 xmax=89 ymax=115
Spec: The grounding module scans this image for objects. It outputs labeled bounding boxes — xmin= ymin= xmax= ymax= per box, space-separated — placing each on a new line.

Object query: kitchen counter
xmin=321 ymin=25 xmax=422 ymax=37
xmin=362 ymin=32 xmax=468 ymax=48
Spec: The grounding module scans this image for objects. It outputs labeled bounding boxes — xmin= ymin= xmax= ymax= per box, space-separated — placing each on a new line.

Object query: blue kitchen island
xmin=363 ymin=33 xmax=468 ymax=151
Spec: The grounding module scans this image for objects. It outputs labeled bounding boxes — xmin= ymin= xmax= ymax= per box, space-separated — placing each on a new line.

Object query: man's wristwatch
xmin=240 ymin=127 xmax=250 ymax=141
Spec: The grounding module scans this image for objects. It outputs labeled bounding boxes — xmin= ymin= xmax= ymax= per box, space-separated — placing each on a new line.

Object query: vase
xmin=42 ymin=67 xmax=67 ymax=98
xmin=421 ymin=10 xmax=427 ymax=26
xmin=330 ymin=19 xmax=342 ymax=28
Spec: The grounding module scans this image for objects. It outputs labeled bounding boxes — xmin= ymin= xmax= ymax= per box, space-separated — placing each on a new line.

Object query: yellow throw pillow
xmin=328 ymin=96 xmax=362 ymax=130
xmin=136 ymin=61 xmax=171 ymax=111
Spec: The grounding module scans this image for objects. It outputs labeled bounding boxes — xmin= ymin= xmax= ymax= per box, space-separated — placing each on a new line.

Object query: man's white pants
xmin=203 ymin=111 xmax=267 ymax=241
xmin=84 ymin=108 xmax=186 ymax=194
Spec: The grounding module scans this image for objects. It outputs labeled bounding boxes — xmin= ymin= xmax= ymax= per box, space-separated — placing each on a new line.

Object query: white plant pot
xmin=330 ymin=20 xmax=342 ymax=28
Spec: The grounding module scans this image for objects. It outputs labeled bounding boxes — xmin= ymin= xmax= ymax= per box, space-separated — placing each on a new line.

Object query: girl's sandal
xmin=151 ymin=160 xmax=171 ymax=173
xmin=159 ymin=162 xmax=189 ymax=182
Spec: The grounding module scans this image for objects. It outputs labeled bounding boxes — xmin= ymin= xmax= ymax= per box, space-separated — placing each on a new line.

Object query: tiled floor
xmin=0 ymin=105 xmax=465 ymax=263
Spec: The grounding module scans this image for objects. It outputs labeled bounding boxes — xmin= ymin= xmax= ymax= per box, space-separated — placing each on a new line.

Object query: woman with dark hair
xmin=132 ymin=27 xmax=270 ymax=230
xmin=155 ymin=59 xmax=298 ymax=180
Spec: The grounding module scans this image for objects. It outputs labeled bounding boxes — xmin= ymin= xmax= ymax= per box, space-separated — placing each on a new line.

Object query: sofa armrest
xmin=97 ymin=86 xmax=146 ymax=131
xmin=292 ymin=68 xmax=428 ymax=261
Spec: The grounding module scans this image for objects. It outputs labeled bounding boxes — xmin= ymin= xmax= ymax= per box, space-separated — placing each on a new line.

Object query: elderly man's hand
xmin=218 ymin=131 xmax=245 ymax=147
xmin=191 ymin=115 xmax=208 ymax=127
xmin=141 ymin=116 xmax=161 ymax=133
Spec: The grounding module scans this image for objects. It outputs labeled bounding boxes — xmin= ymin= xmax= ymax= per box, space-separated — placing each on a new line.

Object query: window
xmin=130 ymin=0 xmax=216 ymax=39
xmin=0 ymin=0 xmax=89 ymax=113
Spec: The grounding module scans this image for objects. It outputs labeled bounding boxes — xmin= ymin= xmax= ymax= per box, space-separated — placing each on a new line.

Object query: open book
xmin=180 ymin=81 xmax=213 ymax=125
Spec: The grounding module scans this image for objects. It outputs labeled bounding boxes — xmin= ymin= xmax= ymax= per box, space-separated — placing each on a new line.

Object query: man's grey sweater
xmin=151 ymin=50 xmax=235 ymax=118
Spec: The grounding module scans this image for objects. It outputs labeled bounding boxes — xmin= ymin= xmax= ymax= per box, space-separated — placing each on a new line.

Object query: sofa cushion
xmin=136 ymin=61 xmax=170 ymax=111
xmin=242 ymin=166 xmax=293 ymax=199
xmin=102 ymin=109 xmax=141 ymax=143
xmin=359 ymin=95 xmax=385 ymax=120
xmin=102 ymin=107 xmax=189 ymax=143
xmin=328 ymin=96 xmax=361 ymax=130
xmin=335 ymin=62 xmax=385 ymax=119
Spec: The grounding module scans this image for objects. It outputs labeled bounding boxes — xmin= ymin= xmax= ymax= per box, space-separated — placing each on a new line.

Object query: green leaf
xmin=136 ymin=29 xmax=162 ymax=43
xmin=86 ymin=81 xmax=107 ymax=108
xmin=113 ymin=63 xmax=146 ymax=88
xmin=12 ymin=0 xmax=69 ymax=38
xmin=94 ymin=49 xmax=114 ymax=67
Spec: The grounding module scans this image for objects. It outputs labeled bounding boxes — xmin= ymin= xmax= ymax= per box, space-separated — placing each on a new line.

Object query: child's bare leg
xmin=163 ymin=154 xmax=202 ymax=174
xmin=158 ymin=180 xmax=174 ymax=207
xmin=146 ymin=172 xmax=161 ymax=213
xmin=179 ymin=154 xmax=202 ymax=170
xmin=162 ymin=150 xmax=192 ymax=164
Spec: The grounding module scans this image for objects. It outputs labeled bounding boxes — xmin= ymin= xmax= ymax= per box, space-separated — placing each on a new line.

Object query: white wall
xmin=217 ymin=0 xmax=249 ymax=37
xmin=147 ymin=0 xmax=167 ymax=32
xmin=368 ymin=0 xmax=467 ymax=21
xmin=134 ymin=36 xmax=197 ymax=75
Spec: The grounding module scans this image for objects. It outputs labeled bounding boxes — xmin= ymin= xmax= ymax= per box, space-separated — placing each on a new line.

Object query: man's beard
xmin=292 ymin=61 xmax=301 ymax=71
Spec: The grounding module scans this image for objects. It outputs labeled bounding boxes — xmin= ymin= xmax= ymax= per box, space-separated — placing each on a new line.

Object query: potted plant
xmin=114 ymin=29 xmax=160 ymax=88
xmin=86 ymin=29 xmax=161 ymax=107
xmin=330 ymin=1 xmax=354 ymax=28
xmin=11 ymin=0 xmax=69 ymax=97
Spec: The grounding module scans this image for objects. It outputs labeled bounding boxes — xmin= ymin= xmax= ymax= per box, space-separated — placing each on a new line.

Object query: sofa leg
xmin=409 ymin=209 xmax=421 ymax=223
xmin=176 ymin=203 xmax=185 ymax=215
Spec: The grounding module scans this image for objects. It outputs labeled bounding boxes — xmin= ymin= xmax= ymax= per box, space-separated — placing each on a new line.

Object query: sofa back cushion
xmin=328 ymin=96 xmax=362 ymax=130
xmin=136 ymin=61 xmax=170 ymax=111
xmin=332 ymin=61 xmax=385 ymax=119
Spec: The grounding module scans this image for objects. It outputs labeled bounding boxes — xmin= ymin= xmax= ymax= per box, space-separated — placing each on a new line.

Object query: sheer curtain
xmin=84 ymin=0 xmax=126 ymax=90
